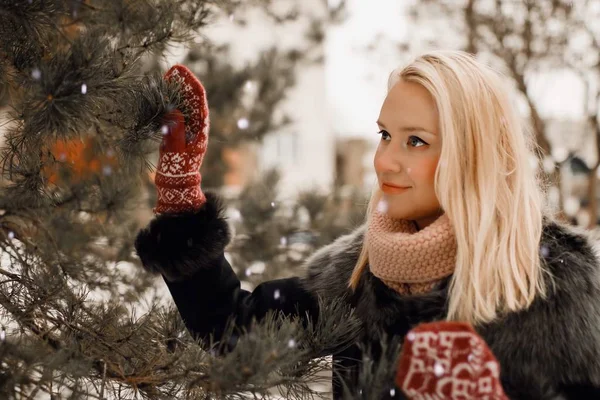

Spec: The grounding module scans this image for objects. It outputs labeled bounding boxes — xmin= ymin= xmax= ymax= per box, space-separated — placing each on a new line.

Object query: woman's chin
xmin=382 ymin=207 xmax=410 ymax=220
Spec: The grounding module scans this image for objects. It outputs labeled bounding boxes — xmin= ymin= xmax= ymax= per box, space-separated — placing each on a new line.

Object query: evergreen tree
xmin=0 ymin=1 xmax=378 ymax=399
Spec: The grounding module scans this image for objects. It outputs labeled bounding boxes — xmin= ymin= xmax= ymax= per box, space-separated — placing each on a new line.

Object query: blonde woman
xmin=135 ymin=53 xmax=600 ymax=399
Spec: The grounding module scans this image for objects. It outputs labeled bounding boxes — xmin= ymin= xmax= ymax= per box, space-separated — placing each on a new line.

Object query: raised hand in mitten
xmin=153 ymin=65 xmax=210 ymax=215
xmin=396 ymin=321 xmax=508 ymax=400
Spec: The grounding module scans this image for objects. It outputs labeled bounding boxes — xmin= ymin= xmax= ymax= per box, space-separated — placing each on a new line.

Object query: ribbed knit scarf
xmin=367 ymin=211 xmax=457 ymax=295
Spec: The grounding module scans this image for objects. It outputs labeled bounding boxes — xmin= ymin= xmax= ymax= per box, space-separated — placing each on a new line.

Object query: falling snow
xmin=377 ymin=198 xmax=388 ymax=214
xmin=237 ymin=118 xmax=249 ymax=130
xmin=433 ymin=362 xmax=445 ymax=377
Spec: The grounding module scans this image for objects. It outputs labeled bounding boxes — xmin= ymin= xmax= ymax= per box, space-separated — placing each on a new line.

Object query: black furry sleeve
xmin=134 ymin=192 xmax=320 ymax=345
xmin=134 ymin=192 xmax=231 ymax=283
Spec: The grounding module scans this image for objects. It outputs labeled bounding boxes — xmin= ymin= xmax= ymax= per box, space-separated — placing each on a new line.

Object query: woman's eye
xmin=408 ymin=135 xmax=427 ymax=147
xmin=378 ymin=130 xmax=391 ymax=141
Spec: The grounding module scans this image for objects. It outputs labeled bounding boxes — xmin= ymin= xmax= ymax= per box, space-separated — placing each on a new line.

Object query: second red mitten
xmin=396 ymin=321 xmax=508 ymax=400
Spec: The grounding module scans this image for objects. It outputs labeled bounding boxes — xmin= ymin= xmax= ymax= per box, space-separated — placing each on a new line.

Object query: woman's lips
xmin=381 ymin=184 xmax=411 ymax=194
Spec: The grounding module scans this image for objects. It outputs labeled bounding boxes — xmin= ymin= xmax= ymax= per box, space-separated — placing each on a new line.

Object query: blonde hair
xmin=349 ymin=50 xmax=549 ymax=325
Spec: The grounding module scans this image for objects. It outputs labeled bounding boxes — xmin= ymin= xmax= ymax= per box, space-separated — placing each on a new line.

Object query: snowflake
xmin=377 ymin=199 xmax=388 ymax=214
xmin=237 ymin=118 xmax=249 ymax=130
xmin=433 ymin=362 xmax=445 ymax=377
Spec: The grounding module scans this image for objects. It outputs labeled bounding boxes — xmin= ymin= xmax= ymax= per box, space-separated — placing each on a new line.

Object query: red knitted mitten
xmin=396 ymin=321 xmax=508 ymax=400
xmin=153 ymin=65 xmax=210 ymax=214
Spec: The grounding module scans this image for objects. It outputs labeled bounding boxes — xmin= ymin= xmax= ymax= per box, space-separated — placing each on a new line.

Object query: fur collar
xmin=300 ymin=217 xmax=600 ymax=394
xmin=301 ymin=217 xmax=600 ymax=328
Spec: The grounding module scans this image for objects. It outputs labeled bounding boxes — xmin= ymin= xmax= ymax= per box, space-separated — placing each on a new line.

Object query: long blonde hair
xmin=349 ymin=50 xmax=549 ymax=325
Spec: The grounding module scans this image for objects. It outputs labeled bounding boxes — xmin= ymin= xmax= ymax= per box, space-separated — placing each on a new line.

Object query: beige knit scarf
xmin=367 ymin=210 xmax=457 ymax=295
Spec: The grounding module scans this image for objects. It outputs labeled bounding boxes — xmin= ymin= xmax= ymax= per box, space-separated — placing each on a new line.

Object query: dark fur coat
xmin=135 ymin=192 xmax=600 ymax=399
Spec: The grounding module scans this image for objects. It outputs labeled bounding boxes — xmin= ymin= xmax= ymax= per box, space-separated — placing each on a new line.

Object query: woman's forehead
xmin=378 ymin=81 xmax=439 ymax=134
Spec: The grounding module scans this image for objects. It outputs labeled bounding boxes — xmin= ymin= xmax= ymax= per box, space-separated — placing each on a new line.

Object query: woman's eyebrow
xmin=402 ymin=126 xmax=436 ymax=134
xmin=377 ymin=120 xmax=435 ymax=135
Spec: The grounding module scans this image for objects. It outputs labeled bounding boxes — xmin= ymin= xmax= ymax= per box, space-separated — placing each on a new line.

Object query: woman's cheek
xmin=411 ymin=156 xmax=439 ymax=184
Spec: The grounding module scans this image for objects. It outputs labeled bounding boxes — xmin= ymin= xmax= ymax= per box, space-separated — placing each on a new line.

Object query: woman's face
xmin=374 ymin=79 xmax=442 ymax=229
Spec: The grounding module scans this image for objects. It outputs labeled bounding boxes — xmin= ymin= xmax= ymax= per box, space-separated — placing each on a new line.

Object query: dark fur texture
xmin=134 ymin=192 xmax=230 ymax=282
xmin=302 ymin=216 xmax=600 ymax=398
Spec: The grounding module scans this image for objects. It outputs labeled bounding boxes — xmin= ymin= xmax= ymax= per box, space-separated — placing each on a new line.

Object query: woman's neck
xmin=413 ymin=211 xmax=444 ymax=231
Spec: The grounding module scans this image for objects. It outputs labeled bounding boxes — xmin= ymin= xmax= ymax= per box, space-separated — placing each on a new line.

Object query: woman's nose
xmin=375 ymin=144 xmax=404 ymax=173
